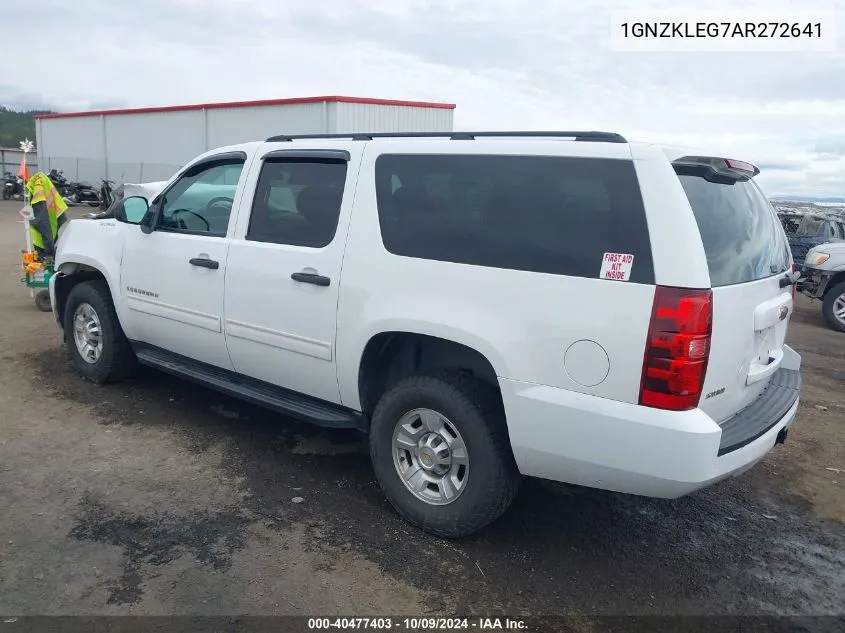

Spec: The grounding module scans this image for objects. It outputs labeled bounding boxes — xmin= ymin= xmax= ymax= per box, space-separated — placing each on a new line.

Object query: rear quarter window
xmin=374 ymin=154 xmax=655 ymax=284
xmin=675 ymin=169 xmax=791 ymax=287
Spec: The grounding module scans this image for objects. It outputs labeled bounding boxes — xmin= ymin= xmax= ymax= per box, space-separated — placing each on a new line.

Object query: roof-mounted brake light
xmin=672 ymin=156 xmax=760 ymax=180
xmin=723 ymin=159 xmax=757 ymax=175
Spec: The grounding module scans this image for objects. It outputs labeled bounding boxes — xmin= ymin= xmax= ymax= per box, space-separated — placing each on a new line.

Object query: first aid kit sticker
xmin=600 ymin=252 xmax=634 ymax=281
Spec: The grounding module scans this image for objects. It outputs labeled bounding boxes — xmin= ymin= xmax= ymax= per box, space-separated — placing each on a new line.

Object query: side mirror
xmin=116 ymin=196 xmax=150 ymax=226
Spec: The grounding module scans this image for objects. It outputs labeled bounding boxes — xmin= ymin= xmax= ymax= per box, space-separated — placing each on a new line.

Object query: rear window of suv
xmin=675 ymin=168 xmax=791 ymax=287
xmin=374 ymin=154 xmax=655 ymax=284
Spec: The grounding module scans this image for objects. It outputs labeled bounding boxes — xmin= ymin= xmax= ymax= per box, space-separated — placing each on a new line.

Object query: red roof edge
xmin=33 ymin=95 xmax=457 ymax=120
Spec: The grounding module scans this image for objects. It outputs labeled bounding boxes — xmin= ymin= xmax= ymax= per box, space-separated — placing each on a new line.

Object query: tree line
xmin=0 ymin=107 xmax=54 ymax=148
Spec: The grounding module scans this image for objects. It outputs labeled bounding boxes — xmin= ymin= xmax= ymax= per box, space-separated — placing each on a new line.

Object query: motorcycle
xmin=3 ymin=172 xmax=23 ymax=200
xmin=66 ymin=181 xmax=101 ymax=206
xmin=48 ymin=169 xmax=69 ymax=193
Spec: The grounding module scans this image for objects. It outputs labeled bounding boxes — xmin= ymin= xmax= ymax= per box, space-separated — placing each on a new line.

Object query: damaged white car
xmin=83 ymin=181 xmax=168 ymax=220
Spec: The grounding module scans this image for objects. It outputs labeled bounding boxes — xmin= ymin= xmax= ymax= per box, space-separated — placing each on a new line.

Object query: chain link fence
xmin=37 ymin=157 xmax=182 ymax=186
xmin=0 ymin=147 xmax=38 ymax=177
xmin=778 ymin=212 xmax=803 ymax=237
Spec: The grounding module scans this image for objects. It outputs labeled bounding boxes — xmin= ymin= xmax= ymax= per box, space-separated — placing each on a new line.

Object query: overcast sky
xmin=3 ymin=0 xmax=845 ymax=198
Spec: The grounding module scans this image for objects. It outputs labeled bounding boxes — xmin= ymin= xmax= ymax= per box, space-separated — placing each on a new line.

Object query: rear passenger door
xmin=223 ymin=146 xmax=361 ymax=404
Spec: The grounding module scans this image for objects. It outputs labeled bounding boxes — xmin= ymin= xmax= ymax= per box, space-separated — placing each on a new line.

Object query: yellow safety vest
xmin=25 ymin=172 xmax=67 ymax=250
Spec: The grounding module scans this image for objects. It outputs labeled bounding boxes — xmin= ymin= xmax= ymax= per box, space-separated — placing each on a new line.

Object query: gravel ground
xmin=0 ymin=201 xmax=843 ymax=628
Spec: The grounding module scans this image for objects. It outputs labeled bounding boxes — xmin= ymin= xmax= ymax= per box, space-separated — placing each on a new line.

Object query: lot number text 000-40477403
xmin=307 ymin=617 xmax=528 ymax=630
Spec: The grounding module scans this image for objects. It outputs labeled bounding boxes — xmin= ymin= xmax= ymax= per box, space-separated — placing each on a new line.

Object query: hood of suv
xmin=807 ymin=241 xmax=845 ymax=256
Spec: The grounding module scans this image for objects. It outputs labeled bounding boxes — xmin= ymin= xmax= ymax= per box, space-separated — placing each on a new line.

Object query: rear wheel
xmin=369 ymin=372 xmax=520 ymax=538
xmin=64 ymin=280 xmax=136 ymax=383
xmin=822 ymin=282 xmax=845 ymax=333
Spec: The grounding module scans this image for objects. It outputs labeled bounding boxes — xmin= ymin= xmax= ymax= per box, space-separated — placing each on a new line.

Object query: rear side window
xmin=374 ymin=154 xmax=655 ymax=283
xmin=675 ymin=170 xmax=791 ymax=287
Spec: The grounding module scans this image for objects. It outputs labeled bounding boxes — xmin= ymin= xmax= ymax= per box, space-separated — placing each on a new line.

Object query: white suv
xmin=50 ymin=131 xmax=802 ymax=537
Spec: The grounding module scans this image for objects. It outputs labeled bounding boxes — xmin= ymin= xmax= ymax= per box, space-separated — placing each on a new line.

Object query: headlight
xmin=805 ymin=252 xmax=830 ymax=266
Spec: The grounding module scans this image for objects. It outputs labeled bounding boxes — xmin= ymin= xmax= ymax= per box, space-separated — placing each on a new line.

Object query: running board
xmin=133 ymin=344 xmax=367 ymax=432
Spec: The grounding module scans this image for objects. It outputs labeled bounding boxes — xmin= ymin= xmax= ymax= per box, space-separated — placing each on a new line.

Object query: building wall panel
xmin=37 ymin=116 xmax=106 ymax=183
xmin=106 ymin=111 xmax=204 ymax=166
xmin=207 ymin=102 xmax=327 ymax=148
xmin=333 ymin=103 xmax=454 ymax=133
xmin=38 ymin=116 xmax=104 ymax=160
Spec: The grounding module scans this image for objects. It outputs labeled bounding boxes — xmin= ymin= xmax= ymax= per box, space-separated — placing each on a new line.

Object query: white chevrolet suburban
xmin=50 ymin=131 xmax=802 ymax=537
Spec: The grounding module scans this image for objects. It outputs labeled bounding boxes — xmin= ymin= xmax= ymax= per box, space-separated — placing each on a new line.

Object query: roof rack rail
xmin=265 ymin=131 xmax=627 ymax=143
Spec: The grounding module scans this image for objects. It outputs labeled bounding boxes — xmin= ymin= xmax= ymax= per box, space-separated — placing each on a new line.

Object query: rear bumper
xmin=717 ymin=367 xmax=801 ymax=455
xmin=499 ymin=345 xmax=801 ymax=498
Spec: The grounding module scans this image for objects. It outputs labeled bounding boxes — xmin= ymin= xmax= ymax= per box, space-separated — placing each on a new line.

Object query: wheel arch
xmin=54 ymin=260 xmax=123 ymax=330
xmin=822 ymin=271 xmax=845 ymax=297
xmin=356 ymin=329 xmax=503 ymax=418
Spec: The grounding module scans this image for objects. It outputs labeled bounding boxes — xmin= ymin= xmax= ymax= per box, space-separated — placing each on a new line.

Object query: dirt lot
xmin=0 ymin=200 xmax=843 ymax=622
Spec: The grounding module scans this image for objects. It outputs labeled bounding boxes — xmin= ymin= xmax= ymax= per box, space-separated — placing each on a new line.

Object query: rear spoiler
xmin=672 ymin=156 xmax=760 ymax=180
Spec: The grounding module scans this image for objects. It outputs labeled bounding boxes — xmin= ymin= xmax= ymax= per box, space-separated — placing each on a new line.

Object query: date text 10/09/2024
xmin=619 ymin=22 xmax=822 ymax=38
xmin=307 ymin=618 xmax=528 ymax=631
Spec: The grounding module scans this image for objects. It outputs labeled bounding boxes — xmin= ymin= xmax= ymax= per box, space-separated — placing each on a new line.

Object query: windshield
xmin=676 ymin=169 xmax=791 ymax=287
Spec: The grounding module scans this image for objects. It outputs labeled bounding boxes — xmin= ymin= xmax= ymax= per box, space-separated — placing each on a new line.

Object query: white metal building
xmin=34 ymin=95 xmax=455 ymax=185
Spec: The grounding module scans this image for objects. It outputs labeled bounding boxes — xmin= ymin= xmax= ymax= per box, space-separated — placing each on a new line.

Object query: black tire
xmin=369 ymin=372 xmax=520 ymax=538
xmin=822 ymin=282 xmax=845 ymax=333
xmin=63 ymin=279 xmax=136 ymax=383
xmin=34 ymin=290 xmax=52 ymax=312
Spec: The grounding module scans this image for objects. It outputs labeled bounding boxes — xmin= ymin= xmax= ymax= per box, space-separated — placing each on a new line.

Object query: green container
xmin=23 ymin=259 xmax=54 ymax=289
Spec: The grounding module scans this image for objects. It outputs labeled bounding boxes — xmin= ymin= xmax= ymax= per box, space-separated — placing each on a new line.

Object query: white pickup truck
xmin=50 ymin=131 xmax=801 ymax=537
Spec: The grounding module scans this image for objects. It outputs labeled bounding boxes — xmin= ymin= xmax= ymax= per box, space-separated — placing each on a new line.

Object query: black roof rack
xmin=265 ymin=130 xmax=627 ymax=143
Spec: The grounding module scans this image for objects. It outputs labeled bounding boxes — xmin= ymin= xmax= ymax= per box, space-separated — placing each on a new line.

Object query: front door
xmin=223 ymin=147 xmax=361 ymax=404
xmin=121 ymin=154 xmax=249 ymax=370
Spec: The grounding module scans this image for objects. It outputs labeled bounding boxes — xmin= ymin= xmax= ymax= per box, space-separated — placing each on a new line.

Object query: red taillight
xmin=639 ymin=286 xmax=713 ymax=411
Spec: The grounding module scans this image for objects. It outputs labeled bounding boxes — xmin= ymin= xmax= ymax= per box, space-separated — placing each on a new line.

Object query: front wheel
xmin=63 ymin=279 xmax=136 ymax=383
xmin=822 ymin=282 xmax=845 ymax=333
xmin=369 ymin=373 xmax=520 ymax=538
